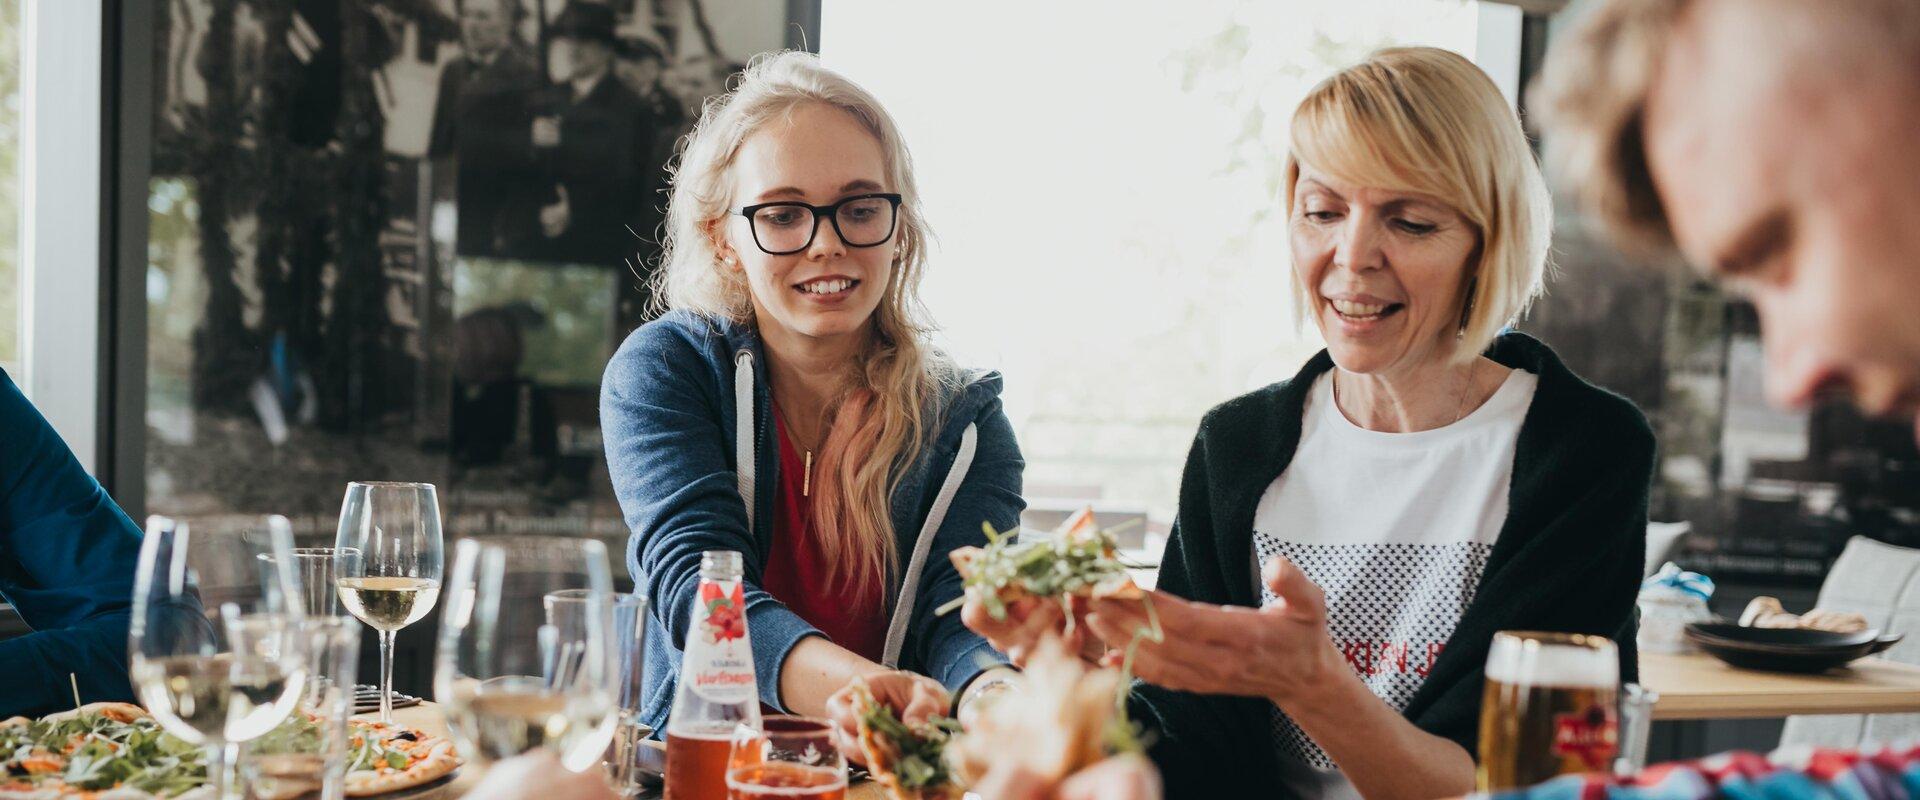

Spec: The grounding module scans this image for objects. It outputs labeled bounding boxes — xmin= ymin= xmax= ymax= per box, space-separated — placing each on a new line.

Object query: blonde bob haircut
xmin=1285 ymin=46 xmax=1552 ymax=364
xmin=649 ymin=51 xmax=952 ymax=606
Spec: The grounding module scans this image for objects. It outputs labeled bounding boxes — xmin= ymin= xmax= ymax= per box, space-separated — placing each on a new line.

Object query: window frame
xmin=19 ymin=0 xmax=110 ymax=478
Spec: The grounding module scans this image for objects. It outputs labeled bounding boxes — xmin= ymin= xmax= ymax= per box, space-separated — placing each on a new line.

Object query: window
xmin=823 ymin=0 xmax=1484 ymax=542
xmin=0 ymin=0 xmax=18 ymax=378
xmin=131 ymin=0 xmax=804 ymax=696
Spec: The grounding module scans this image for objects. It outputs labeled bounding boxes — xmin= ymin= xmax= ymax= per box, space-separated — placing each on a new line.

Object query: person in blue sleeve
xmin=0 ymin=368 xmax=142 ymax=716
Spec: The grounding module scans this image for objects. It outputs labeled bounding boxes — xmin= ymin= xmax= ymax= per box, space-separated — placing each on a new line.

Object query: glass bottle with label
xmin=664 ymin=551 xmax=762 ymax=800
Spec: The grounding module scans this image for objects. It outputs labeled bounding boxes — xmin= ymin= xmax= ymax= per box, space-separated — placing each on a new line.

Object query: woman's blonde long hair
xmin=652 ymin=51 xmax=952 ymax=605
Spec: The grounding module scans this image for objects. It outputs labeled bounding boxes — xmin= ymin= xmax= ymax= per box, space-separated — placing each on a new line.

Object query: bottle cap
xmin=700 ymin=550 xmax=743 ymax=580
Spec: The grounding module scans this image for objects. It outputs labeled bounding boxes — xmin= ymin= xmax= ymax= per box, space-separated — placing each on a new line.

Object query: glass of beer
xmin=725 ymin=716 xmax=847 ymax=800
xmin=1477 ymin=631 xmax=1620 ymax=791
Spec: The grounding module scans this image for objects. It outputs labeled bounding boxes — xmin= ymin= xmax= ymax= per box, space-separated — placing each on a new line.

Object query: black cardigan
xmin=1132 ymin=332 xmax=1655 ymax=799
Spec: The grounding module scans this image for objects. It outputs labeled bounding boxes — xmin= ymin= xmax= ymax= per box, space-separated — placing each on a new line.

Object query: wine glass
xmin=726 ymin=717 xmax=848 ymax=800
xmin=434 ymin=537 xmax=619 ymax=773
xmin=130 ymin=515 xmax=310 ymax=800
xmin=333 ymin=481 xmax=445 ymax=723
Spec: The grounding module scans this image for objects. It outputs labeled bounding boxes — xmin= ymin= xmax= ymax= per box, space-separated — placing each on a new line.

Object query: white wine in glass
xmin=332 ymin=482 xmax=445 ymax=723
xmin=337 ymin=576 xmax=440 ymax=629
xmin=129 ymin=516 xmax=309 ymax=800
xmin=435 ymin=537 xmax=618 ymax=773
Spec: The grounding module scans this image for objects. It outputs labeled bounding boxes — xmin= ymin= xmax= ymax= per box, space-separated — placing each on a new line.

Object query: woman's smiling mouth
xmin=1328 ymin=297 xmax=1405 ymax=322
xmin=794 ymin=276 xmax=861 ymax=300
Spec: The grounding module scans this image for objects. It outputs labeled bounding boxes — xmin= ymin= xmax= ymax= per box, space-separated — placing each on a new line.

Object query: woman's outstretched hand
xmin=1088 ymin=556 xmax=1342 ymax=705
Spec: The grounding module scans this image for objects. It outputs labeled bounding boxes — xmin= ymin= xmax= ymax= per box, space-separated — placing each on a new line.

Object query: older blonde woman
xmin=969 ymin=47 xmax=1654 ymax=800
xmin=600 ymin=51 xmax=1024 ymax=751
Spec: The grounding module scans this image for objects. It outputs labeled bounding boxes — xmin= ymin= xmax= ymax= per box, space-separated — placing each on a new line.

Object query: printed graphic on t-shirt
xmin=1253 ymin=537 xmax=1492 ymax=770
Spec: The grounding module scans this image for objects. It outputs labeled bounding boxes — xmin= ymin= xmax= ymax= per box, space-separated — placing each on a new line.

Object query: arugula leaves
xmin=2 ymin=713 xmax=209 ymax=796
xmin=347 ymin=726 xmax=416 ymax=774
xmin=939 ymin=521 xmax=1136 ymax=621
xmin=861 ymin=703 xmax=961 ymax=791
xmin=251 ymin=713 xmax=326 ymax=757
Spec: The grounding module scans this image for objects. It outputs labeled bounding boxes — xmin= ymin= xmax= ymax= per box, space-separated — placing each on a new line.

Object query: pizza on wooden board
xmin=0 ymin=702 xmax=458 ymax=800
xmin=339 ymin=718 xmax=459 ymax=797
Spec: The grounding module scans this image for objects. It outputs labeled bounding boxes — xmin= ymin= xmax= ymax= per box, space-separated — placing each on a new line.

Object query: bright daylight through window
xmin=823 ymin=0 xmax=1484 ymax=546
xmin=0 ymin=0 xmax=19 ymax=379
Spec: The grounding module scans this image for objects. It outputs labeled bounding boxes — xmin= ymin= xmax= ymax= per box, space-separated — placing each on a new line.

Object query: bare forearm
xmin=1280 ymin=672 xmax=1474 ymax=800
xmin=778 ymin=636 xmax=888 ymax=716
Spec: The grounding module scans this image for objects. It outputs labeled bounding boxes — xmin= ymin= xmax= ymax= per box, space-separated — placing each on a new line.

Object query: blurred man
xmin=615 ymin=34 xmax=677 ymax=120
xmin=427 ymin=0 xmax=545 ymax=257
xmin=1533 ymin=0 xmax=1920 ymax=443
xmin=529 ymin=3 xmax=662 ymax=269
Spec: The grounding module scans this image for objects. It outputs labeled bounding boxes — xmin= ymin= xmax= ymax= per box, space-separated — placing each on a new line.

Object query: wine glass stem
xmin=379 ymin=628 xmax=397 ymax=724
xmin=207 ymin=741 xmax=240 ymax=800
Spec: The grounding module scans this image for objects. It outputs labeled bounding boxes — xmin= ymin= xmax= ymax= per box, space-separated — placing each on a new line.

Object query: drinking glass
xmin=1614 ymin=683 xmax=1659 ymax=777
xmin=130 ymin=515 xmax=310 ymax=800
xmin=333 ymin=481 xmax=445 ymax=723
xmin=1476 ymin=631 xmax=1621 ymax=791
xmin=286 ymin=547 xmax=354 ymax=618
xmin=434 ymin=537 xmax=618 ymax=772
xmin=726 ymin=717 xmax=847 ymax=800
xmin=547 ymin=590 xmax=651 ymax=796
xmin=241 ymin=616 xmax=361 ymax=800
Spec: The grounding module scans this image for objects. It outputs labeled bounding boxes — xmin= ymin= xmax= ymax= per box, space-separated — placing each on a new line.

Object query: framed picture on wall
xmin=127 ymin=0 xmax=814 ymax=571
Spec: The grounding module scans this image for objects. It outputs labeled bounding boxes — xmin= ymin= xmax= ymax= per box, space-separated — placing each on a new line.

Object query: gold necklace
xmin=773 ymin=400 xmax=818 ymax=497
xmin=1453 ymin=360 xmax=1478 ymax=424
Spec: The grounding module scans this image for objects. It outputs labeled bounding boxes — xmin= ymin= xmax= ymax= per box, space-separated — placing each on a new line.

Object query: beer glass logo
xmin=700 ymin=581 xmax=746 ymax=644
xmin=1550 ymin=705 xmax=1619 ymax=770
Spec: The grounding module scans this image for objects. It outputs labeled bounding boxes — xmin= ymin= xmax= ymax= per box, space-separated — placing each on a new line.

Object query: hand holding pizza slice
xmin=845 ymin=678 xmax=964 ymax=800
xmin=945 ymin=507 xmax=1149 ymax=666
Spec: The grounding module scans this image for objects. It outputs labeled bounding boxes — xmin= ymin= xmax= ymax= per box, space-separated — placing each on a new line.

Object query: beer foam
xmin=1484 ymin=634 xmax=1618 ymax=688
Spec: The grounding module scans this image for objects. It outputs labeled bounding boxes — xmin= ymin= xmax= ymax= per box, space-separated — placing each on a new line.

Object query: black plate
xmin=1684 ymin=623 xmax=1902 ymax=673
xmin=369 ymin=769 xmax=460 ymax=799
xmin=352 ymin=685 xmax=424 ymax=714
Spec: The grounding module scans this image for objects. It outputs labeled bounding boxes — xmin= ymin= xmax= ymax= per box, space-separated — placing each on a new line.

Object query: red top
xmin=760 ymin=405 xmax=890 ymax=663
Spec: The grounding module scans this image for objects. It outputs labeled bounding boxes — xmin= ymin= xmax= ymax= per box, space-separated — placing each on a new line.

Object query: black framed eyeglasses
xmin=736 ymin=192 xmax=902 ymax=256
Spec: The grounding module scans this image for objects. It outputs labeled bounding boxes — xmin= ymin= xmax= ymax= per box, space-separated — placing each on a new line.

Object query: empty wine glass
xmin=434 ymin=537 xmax=618 ymax=773
xmin=129 ymin=515 xmax=310 ymax=800
xmin=333 ymin=481 xmax=444 ymax=723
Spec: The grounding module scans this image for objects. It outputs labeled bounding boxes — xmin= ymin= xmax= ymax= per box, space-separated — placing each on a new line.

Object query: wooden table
xmin=386 ymin=704 xmax=888 ymax=799
xmin=1640 ymin=652 xmax=1920 ymax=720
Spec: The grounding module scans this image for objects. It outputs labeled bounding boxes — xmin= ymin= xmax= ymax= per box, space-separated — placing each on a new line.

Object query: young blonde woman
xmin=969 ymin=47 xmax=1654 ymax=800
xmin=600 ymin=51 xmax=1023 ymax=750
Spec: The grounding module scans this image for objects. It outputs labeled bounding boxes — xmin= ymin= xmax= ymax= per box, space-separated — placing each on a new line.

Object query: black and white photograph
xmin=141 ymin=0 xmax=800 ymax=555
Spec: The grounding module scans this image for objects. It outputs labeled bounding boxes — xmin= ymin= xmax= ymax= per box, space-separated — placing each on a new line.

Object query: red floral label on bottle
xmin=683 ymin=578 xmax=755 ymax=705
xmin=700 ymin=580 xmax=746 ymax=643
xmin=1551 ymin=705 xmax=1619 ymax=771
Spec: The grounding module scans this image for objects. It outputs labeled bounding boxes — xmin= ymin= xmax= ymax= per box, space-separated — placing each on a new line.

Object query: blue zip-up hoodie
xmin=0 ymin=368 xmax=141 ymax=716
xmin=600 ymin=310 xmax=1024 ymax=734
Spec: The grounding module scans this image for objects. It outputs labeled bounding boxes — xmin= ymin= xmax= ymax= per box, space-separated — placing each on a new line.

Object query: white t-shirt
xmin=1253 ymin=368 xmax=1539 ymax=800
